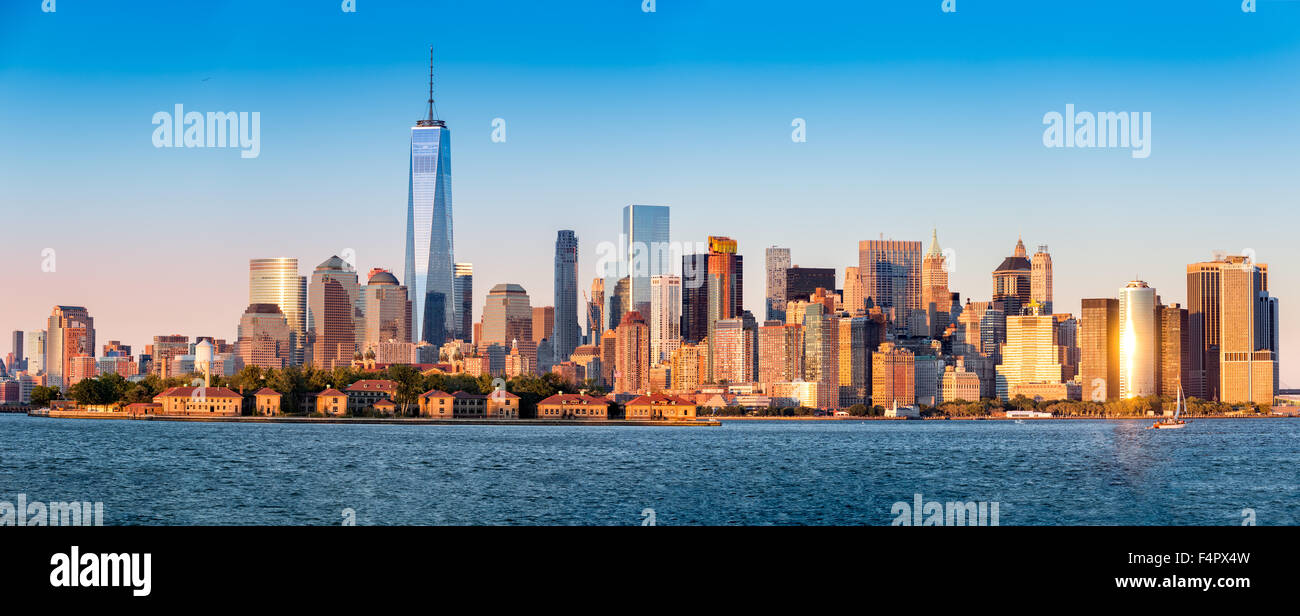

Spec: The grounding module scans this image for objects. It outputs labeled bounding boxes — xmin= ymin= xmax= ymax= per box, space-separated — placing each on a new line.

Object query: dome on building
xmin=368 ymin=270 xmax=400 ymax=286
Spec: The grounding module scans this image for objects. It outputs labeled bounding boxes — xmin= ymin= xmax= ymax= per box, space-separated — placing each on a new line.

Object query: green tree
xmin=30 ymin=385 xmax=61 ymax=407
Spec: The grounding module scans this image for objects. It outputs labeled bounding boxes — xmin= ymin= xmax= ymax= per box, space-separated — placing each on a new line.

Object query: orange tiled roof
xmin=155 ymin=386 xmax=242 ymax=400
xmin=318 ymin=388 xmax=347 ymax=397
xmin=346 ymin=380 xmax=397 ymax=393
xmin=254 ymin=387 xmax=280 ymax=396
xmin=627 ymin=393 xmax=696 ymax=407
xmin=538 ymin=393 xmax=608 ymax=407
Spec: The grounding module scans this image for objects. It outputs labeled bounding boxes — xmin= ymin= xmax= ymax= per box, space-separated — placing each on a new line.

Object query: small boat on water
xmin=1014 ymin=419 xmax=1025 ymax=425
xmin=1149 ymin=385 xmax=1189 ymax=430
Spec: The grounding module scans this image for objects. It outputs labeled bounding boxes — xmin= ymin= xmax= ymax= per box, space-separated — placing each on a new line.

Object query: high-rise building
xmin=681 ymin=252 xmax=710 ymax=344
xmin=802 ymin=303 xmax=839 ymax=409
xmin=10 ymin=331 xmax=22 ymax=370
xmin=249 ymin=258 xmax=306 ymax=365
xmin=843 ymin=266 xmax=865 ymax=317
xmin=599 ymin=329 xmax=618 ymax=387
xmin=1118 ymin=281 xmax=1158 ymax=399
xmin=308 ymin=256 xmax=360 ymax=369
xmin=150 ymin=335 xmax=189 ymax=378
xmin=614 ymin=311 xmax=650 ymax=394
xmin=24 ymin=330 xmax=45 ymax=375
xmin=921 ymin=229 xmax=949 ymax=338
xmin=712 ymin=318 xmax=754 ymax=385
xmin=649 ymin=275 xmax=682 ymax=365
xmin=872 ymin=342 xmax=915 ymax=408
xmin=481 ymin=284 xmax=533 ymax=349
xmin=587 ymin=277 xmax=605 ymax=345
xmin=1159 ymin=303 xmax=1190 ymax=398
xmin=992 ymin=239 xmax=1032 ymax=321
xmin=531 ymin=307 xmax=554 ymax=345
xmin=1031 ymin=245 xmax=1054 ymax=315
xmin=706 ymin=236 xmax=743 ymax=379
xmin=1079 ymin=298 xmax=1120 ymax=402
xmin=236 ymin=304 xmax=292 ymax=370
xmin=621 ymin=205 xmax=671 ymax=316
xmin=45 ymin=305 xmax=94 ymax=390
xmin=785 ymin=266 xmax=835 ymax=304
xmin=758 ymin=321 xmax=803 ymax=390
xmin=765 ymin=246 xmax=791 ymax=322
xmin=670 ymin=342 xmax=708 ymax=392
xmin=362 ymin=269 xmax=413 ymax=353
xmin=1219 ymin=260 xmax=1277 ymax=404
xmin=837 ymin=316 xmax=871 ymax=407
xmin=857 ymin=239 xmax=922 ymax=326
xmin=454 ymin=263 xmax=473 ymax=343
xmin=995 ymin=302 xmax=1062 ymax=400
xmin=405 ymin=50 xmax=455 ymax=345
xmin=553 ymin=230 xmax=580 ymax=362
xmin=1187 ymin=254 xmax=1276 ymax=402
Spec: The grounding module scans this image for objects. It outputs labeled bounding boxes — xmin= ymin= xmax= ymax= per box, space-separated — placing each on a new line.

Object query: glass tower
xmin=620 ymin=204 xmax=670 ymax=317
xmin=405 ymin=50 xmax=455 ymax=345
xmin=249 ymin=258 xmax=306 ymax=366
xmin=553 ymin=231 xmax=580 ymax=363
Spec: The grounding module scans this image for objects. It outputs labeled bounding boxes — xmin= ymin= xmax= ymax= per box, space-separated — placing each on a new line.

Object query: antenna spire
xmin=418 ymin=46 xmax=443 ymax=127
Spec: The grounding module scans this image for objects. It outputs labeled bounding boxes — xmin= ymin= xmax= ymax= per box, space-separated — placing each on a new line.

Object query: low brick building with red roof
xmin=536 ymin=393 xmax=609 ymax=420
xmin=625 ymin=393 xmax=698 ymax=420
xmin=153 ymin=386 xmax=244 ymax=416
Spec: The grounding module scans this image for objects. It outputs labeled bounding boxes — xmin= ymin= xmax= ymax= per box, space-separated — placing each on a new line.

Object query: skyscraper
xmin=842 ymin=266 xmax=865 ymax=316
xmin=621 ymin=204 xmax=670 ymax=316
xmin=649 ymin=275 xmax=682 ymax=365
xmin=857 ymin=239 xmax=922 ymax=326
xmin=24 ymin=330 xmax=44 ymax=375
xmin=553 ymin=230 xmax=580 ymax=362
xmin=681 ymin=252 xmax=709 ymax=344
xmin=995 ymin=303 xmax=1062 ymax=400
xmin=921 ymin=229 xmax=949 ymax=338
xmin=454 ymin=263 xmax=473 ymax=343
xmin=1080 ymin=298 xmax=1119 ymax=402
xmin=308 ymin=256 xmax=360 ymax=369
xmin=706 ymin=236 xmax=743 ymax=380
xmin=587 ymin=277 xmax=605 ymax=345
xmin=1219 ymin=259 xmax=1277 ymax=404
xmin=765 ymin=246 xmax=791 ymax=322
xmin=45 ymin=305 xmax=94 ymax=390
xmin=872 ymin=342 xmax=915 ymax=408
xmin=249 ymin=258 xmax=306 ymax=365
xmin=1031 ymin=245 xmax=1054 ymax=315
xmin=532 ymin=307 xmax=554 ymax=345
xmin=992 ymin=238 xmax=1032 ymax=319
xmin=362 ymin=269 xmax=412 ymax=353
xmin=614 ymin=311 xmax=650 ymax=394
xmin=785 ymin=266 xmax=835 ymax=303
xmin=1159 ymin=303 xmax=1190 ymax=398
xmin=758 ymin=321 xmax=803 ymax=390
xmin=481 ymin=284 xmax=533 ymax=348
xmin=1118 ymin=281 xmax=1157 ymax=399
xmin=236 ymin=304 xmax=293 ymax=370
xmin=10 ymin=331 xmax=22 ymax=370
xmin=405 ymin=49 xmax=455 ymax=345
xmin=802 ymin=303 xmax=839 ymax=410
xmin=712 ymin=318 xmax=754 ymax=384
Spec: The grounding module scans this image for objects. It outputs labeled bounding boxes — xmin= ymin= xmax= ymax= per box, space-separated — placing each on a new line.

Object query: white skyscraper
xmin=650 ymin=275 xmax=682 ymax=365
xmin=1118 ymin=280 xmax=1157 ymax=399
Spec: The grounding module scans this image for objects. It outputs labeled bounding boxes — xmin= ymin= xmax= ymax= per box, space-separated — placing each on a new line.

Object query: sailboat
xmin=1149 ymin=385 xmax=1189 ymax=430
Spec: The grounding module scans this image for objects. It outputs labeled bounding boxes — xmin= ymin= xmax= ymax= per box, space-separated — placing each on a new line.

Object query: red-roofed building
xmin=625 ymin=393 xmax=697 ymax=420
xmin=153 ymin=386 xmax=244 ymax=416
xmin=418 ymin=390 xmax=455 ymax=418
xmin=372 ymin=399 xmax=397 ymax=416
xmin=316 ymin=388 xmax=348 ymax=415
xmin=254 ymin=388 xmax=281 ymax=416
xmin=345 ymin=379 xmax=397 ymax=414
xmin=536 ymin=393 xmax=609 ymax=420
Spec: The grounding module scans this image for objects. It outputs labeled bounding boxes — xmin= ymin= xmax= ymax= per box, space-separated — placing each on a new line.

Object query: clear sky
xmin=2 ymin=1 xmax=1298 ymax=384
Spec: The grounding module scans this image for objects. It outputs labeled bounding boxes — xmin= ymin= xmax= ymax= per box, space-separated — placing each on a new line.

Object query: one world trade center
xmin=405 ymin=48 xmax=455 ymax=345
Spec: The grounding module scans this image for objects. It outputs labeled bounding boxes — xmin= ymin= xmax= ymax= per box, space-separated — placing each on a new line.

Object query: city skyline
xmin=3 ymin=2 xmax=1299 ymax=385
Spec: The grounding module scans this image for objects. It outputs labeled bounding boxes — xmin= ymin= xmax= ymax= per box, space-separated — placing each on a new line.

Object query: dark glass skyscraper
xmin=404 ymin=49 xmax=455 ymax=344
xmin=553 ymin=230 xmax=580 ymax=363
xmin=454 ymin=263 xmax=473 ymax=343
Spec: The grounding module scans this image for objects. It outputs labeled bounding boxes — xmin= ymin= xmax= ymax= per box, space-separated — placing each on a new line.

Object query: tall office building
xmin=532 ymin=307 xmax=554 ymax=345
xmin=765 ymin=246 xmax=791 ymax=322
xmin=1159 ymin=303 xmax=1190 ymax=398
xmin=150 ymin=335 xmax=189 ymax=378
xmin=362 ymin=269 xmax=413 ymax=353
xmin=1031 ymin=245 xmax=1054 ymax=315
xmin=992 ymin=239 xmax=1032 ymax=319
xmin=995 ymin=303 xmax=1062 ymax=400
xmin=1219 ymin=260 xmax=1277 ymax=404
xmin=843 ymin=266 xmax=865 ymax=316
xmin=785 ymin=266 xmax=835 ymax=304
xmin=712 ymin=318 xmax=754 ymax=384
xmin=1187 ymin=254 xmax=1275 ymax=402
xmin=236 ymin=304 xmax=293 ymax=370
xmin=454 ymin=263 xmax=473 ymax=343
xmin=872 ymin=342 xmax=915 ymax=407
xmin=24 ymin=330 xmax=45 ymax=375
xmin=308 ymin=256 xmax=360 ymax=369
xmin=705 ymin=236 xmax=744 ymax=368
xmin=614 ymin=311 xmax=650 ymax=394
xmin=553 ymin=230 xmax=580 ymax=362
xmin=481 ymin=284 xmax=533 ymax=348
xmin=802 ymin=303 xmax=839 ymax=409
xmin=758 ymin=321 xmax=803 ymax=390
xmin=920 ymin=229 xmax=949 ymax=338
xmin=1118 ymin=281 xmax=1157 ymax=399
xmin=10 ymin=331 xmax=22 ymax=370
xmin=45 ymin=306 xmax=94 ymax=390
xmin=681 ymin=252 xmax=710 ymax=344
xmin=1080 ymin=298 xmax=1120 ymax=402
xmin=249 ymin=258 xmax=306 ymax=365
xmin=587 ymin=277 xmax=605 ymax=345
xmin=857 ymin=239 xmax=922 ymax=326
xmin=621 ymin=204 xmax=670 ymax=316
xmin=405 ymin=50 xmax=456 ymax=344
xmin=837 ymin=316 xmax=871 ymax=407
xmin=649 ymin=275 xmax=682 ymax=365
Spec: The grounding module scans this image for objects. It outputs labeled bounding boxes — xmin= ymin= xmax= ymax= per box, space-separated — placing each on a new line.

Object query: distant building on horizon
xmin=45 ymin=305 xmax=94 ymax=390
xmin=552 ymin=230 xmax=580 ymax=363
xmin=765 ymin=246 xmax=791 ymax=322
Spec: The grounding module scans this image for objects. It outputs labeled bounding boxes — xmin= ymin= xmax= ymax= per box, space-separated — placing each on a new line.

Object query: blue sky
xmin=2 ymin=0 xmax=1299 ymax=383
